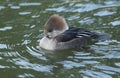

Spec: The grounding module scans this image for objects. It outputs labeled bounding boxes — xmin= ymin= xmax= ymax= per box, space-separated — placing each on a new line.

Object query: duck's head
xmin=44 ymin=14 xmax=69 ymax=39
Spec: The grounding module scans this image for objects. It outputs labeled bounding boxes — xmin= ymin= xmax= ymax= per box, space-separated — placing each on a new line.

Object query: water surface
xmin=0 ymin=0 xmax=120 ymax=78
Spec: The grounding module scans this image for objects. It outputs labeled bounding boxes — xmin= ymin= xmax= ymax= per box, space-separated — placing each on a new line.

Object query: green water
xmin=0 ymin=0 xmax=120 ymax=78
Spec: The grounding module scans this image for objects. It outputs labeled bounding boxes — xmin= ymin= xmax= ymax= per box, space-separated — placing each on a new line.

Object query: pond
xmin=0 ymin=0 xmax=120 ymax=78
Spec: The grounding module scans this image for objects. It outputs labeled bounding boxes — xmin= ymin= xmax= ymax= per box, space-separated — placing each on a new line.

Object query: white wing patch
xmin=77 ymin=31 xmax=92 ymax=38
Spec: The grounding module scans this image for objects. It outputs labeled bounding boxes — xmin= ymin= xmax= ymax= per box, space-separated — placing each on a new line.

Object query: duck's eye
xmin=48 ymin=28 xmax=53 ymax=32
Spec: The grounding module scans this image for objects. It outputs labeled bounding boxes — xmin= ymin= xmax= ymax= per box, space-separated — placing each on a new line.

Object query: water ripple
xmin=46 ymin=1 xmax=120 ymax=13
xmin=26 ymin=46 xmax=48 ymax=61
xmin=110 ymin=20 xmax=120 ymax=26
xmin=0 ymin=51 xmax=20 ymax=57
xmin=94 ymin=65 xmax=120 ymax=73
xmin=10 ymin=6 xmax=20 ymax=9
xmin=115 ymin=63 xmax=120 ymax=67
xmin=19 ymin=2 xmax=41 ymax=6
xmin=0 ymin=65 xmax=10 ymax=68
xmin=57 ymin=61 xmax=85 ymax=69
xmin=18 ymin=12 xmax=32 ymax=15
xmin=94 ymin=10 xmax=116 ymax=16
xmin=0 ymin=26 xmax=13 ymax=31
xmin=81 ymin=70 xmax=112 ymax=78
xmin=18 ymin=73 xmax=34 ymax=78
xmin=0 ymin=6 xmax=5 ymax=10
xmin=103 ymin=52 xmax=120 ymax=59
xmin=79 ymin=17 xmax=95 ymax=25
xmin=0 ymin=44 xmax=7 ymax=49
xmin=10 ymin=58 xmax=53 ymax=73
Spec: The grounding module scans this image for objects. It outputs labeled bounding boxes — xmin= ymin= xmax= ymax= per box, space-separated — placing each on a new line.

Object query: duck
xmin=40 ymin=14 xmax=110 ymax=50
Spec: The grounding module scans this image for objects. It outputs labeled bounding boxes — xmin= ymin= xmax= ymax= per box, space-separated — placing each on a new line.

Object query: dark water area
xmin=0 ymin=0 xmax=120 ymax=78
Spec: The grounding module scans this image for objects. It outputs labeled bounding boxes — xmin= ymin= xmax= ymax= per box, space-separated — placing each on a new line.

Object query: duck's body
xmin=40 ymin=14 xmax=110 ymax=50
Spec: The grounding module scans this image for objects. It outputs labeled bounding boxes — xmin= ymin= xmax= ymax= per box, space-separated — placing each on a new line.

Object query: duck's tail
xmin=92 ymin=33 xmax=111 ymax=41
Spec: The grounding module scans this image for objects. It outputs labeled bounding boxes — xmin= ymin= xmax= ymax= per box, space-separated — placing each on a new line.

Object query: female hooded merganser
xmin=40 ymin=14 xmax=110 ymax=50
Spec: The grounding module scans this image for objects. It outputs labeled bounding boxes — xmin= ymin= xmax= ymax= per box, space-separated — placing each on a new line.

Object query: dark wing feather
xmin=55 ymin=27 xmax=97 ymax=42
xmin=56 ymin=27 xmax=111 ymax=42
